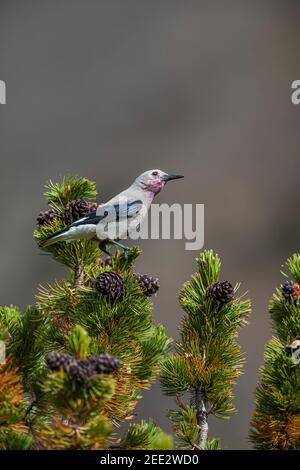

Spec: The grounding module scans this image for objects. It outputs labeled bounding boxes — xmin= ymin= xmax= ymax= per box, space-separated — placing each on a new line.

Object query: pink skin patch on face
xmin=149 ymin=179 xmax=165 ymax=195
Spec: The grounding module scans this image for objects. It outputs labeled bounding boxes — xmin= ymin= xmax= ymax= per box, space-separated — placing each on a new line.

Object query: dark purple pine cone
xmin=61 ymin=199 xmax=98 ymax=225
xmin=206 ymin=281 xmax=234 ymax=304
xmin=89 ymin=354 xmax=121 ymax=374
xmin=282 ymin=280 xmax=300 ymax=303
xmin=93 ymin=271 xmax=126 ymax=302
xmin=37 ymin=208 xmax=59 ymax=226
xmin=45 ymin=352 xmax=75 ymax=372
xmin=68 ymin=360 xmax=96 ymax=384
xmin=135 ymin=274 xmax=160 ymax=297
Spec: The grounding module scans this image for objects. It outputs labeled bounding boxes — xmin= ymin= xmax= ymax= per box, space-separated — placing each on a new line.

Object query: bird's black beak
xmin=163 ymin=173 xmax=184 ymax=182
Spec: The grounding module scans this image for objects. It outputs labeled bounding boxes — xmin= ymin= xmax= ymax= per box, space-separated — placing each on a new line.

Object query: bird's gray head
xmin=133 ymin=169 xmax=184 ymax=195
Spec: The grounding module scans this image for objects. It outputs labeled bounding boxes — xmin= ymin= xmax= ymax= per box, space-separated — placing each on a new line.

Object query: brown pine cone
xmin=135 ymin=274 xmax=160 ymax=296
xmin=93 ymin=271 xmax=126 ymax=302
xmin=206 ymin=281 xmax=234 ymax=304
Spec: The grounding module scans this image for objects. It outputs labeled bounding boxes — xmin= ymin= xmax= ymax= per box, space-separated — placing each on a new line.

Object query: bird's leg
xmin=109 ymin=240 xmax=130 ymax=258
xmin=98 ymin=240 xmax=113 ymax=257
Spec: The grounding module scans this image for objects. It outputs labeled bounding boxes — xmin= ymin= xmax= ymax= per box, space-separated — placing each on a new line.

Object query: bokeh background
xmin=1 ymin=0 xmax=300 ymax=449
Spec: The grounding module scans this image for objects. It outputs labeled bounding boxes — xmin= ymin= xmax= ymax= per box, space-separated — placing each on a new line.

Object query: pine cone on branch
xmin=68 ymin=360 xmax=96 ymax=384
xmin=68 ymin=355 xmax=120 ymax=383
xmin=206 ymin=281 xmax=234 ymax=304
xmin=135 ymin=274 xmax=160 ymax=297
xmin=46 ymin=352 xmax=121 ymax=384
xmin=89 ymin=354 xmax=121 ymax=374
xmin=45 ymin=352 xmax=75 ymax=372
xmin=93 ymin=271 xmax=126 ymax=302
xmin=37 ymin=208 xmax=60 ymax=226
xmin=61 ymin=199 xmax=98 ymax=225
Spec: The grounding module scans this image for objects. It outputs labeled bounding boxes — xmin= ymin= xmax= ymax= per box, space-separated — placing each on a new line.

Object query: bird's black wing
xmin=70 ymin=199 xmax=143 ymax=227
xmin=70 ymin=210 xmax=105 ymax=227
xmin=73 ymin=200 xmax=144 ymax=225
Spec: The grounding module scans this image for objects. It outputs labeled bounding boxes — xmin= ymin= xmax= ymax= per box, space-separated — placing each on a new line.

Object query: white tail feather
xmin=43 ymin=225 xmax=97 ymax=247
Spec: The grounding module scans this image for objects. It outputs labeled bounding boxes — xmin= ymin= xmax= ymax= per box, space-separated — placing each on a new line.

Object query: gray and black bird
xmin=41 ymin=169 xmax=183 ymax=254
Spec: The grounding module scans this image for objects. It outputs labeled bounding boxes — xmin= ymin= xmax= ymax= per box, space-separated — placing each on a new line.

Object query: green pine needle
xmin=45 ymin=175 xmax=97 ymax=208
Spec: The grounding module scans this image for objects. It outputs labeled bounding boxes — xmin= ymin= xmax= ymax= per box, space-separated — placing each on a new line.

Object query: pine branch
xmin=191 ymin=383 xmax=208 ymax=450
xmin=161 ymin=249 xmax=250 ymax=449
xmin=0 ymin=357 xmax=33 ymax=449
xmin=121 ymin=420 xmax=173 ymax=450
xmin=250 ymin=254 xmax=300 ymax=450
xmin=74 ymin=260 xmax=84 ymax=288
xmin=44 ymin=176 xmax=97 ymax=208
xmin=0 ymin=175 xmax=172 ymax=450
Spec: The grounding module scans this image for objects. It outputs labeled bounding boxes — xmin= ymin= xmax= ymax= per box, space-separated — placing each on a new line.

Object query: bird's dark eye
xmin=152 ymin=171 xmax=158 ymax=176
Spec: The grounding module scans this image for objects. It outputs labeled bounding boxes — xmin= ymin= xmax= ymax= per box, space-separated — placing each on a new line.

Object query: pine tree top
xmin=161 ymin=249 xmax=251 ymax=449
xmin=251 ymin=254 xmax=300 ymax=450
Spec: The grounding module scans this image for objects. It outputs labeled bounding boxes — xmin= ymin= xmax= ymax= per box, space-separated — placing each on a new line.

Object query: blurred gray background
xmin=1 ymin=0 xmax=300 ymax=449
